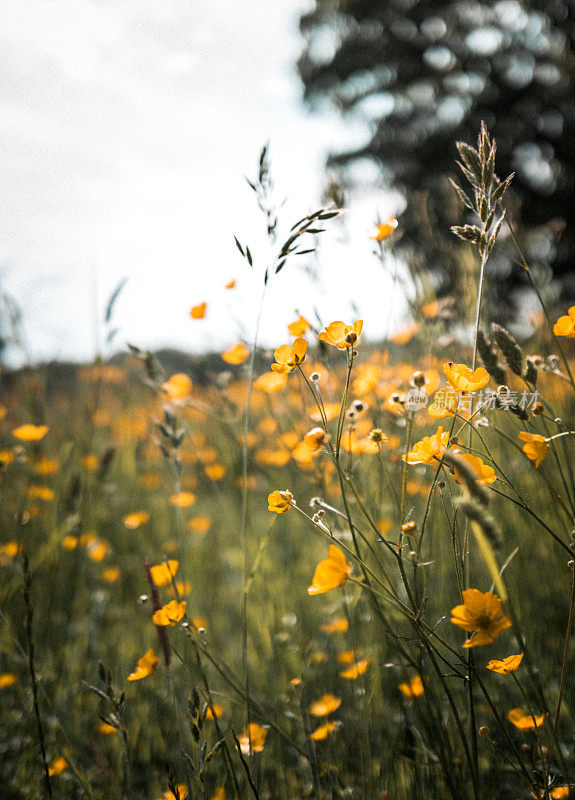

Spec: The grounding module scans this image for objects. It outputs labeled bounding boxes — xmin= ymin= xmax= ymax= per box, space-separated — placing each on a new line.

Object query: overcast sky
xmin=0 ymin=0 xmax=403 ymax=365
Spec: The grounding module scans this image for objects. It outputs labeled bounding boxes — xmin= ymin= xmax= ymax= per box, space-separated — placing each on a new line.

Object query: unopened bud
xmin=532 ymin=401 xmax=544 ymax=416
xmin=345 ymin=331 xmax=358 ymax=345
xmin=401 ymin=521 xmax=418 ymax=535
xmin=411 ymin=371 xmax=426 ymax=388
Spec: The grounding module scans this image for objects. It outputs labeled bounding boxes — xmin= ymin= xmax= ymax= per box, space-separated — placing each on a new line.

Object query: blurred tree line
xmin=299 ymin=0 xmax=575 ymax=321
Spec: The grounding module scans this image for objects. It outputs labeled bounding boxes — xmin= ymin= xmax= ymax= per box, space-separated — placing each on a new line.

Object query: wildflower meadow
xmin=2 ymin=126 xmax=575 ymax=800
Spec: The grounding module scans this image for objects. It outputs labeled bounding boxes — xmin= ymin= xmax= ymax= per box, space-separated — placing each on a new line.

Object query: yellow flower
xmin=190 ymin=302 xmax=207 ymax=319
xmin=222 ymin=342 xmax=250 ymax=365
xmin=48 ymin=756 xmax=68 ymax=776
xmin=157 ymin=786 xmax=188 ymax=800
xmin=340 ymin=659 xmax=370 ymax=680
xmin=101 ymin=567 xmax=121 ymax=583
xmin=309 ymin=721 xmax=337 ymax=741
xmin=163 ymin=373 xmax=193 ymax=401
xmin=225 ymin=279 xmax=236 ymax=289
xmin=443 ymin=362 xmax=490 ymax=392
xmin=390 ymin=322 xmax=419 ymax=344
xmin=253 ymin=371 xmax=287 ymax=393
xmin=123 ymin=511 xmax=150 ymax=529
xmin=288 ymin=315 xmax=311 ymax=337
xmin=127 ymin=648 xmax=159 ymax=681
xmin=26 ymin=485 xmax=55 ymax=502
xmin=398 ymin=675 xmax=425 ymax=698
xmin=402 ymin=426 xmax=449 ymax=465
xmin=12 ymin=424 xmax=49 ymax=442
xmin=205 ymin=703 xmax=225 ymax=720
xmin=371 ymin=217 xmax=398 ymax=241
xmin=450 ymin=589 xmax=512 ymax=648
xmin=550 ymin=787 xmax=570 ymax=799
xmin=167 ymin=581 xmax=192 ymax=598
xmin=34 ymin=457 xmax=59 ymax=475
xmin=268 ymin=490 xmax=293 ymax=513
xmin=0 ymin=673 xmax=18 ymax=689
xmin=0 ymin=450 xmax=15 ymax=468
xmin=209 ymin=788 xmax=226 ymax=800
xmin=152 ymin=600 xmax=186 ymax=626
xmin=271 ymin=338 xmax=308 ymax=373
xmin=309 ymin=693 xmax=342 ymax=717
xmin=87 ymin=539 xmax=110 ymax=562
xmin=205 ymin=463 xmax=226 ymax=481
xmin=82 ymin=454 xmax=99 ymax=471
xmin=336 ymin=649 xmax=357 ymax=665
xmin=553 ymin=306 xmax=575 ymax=337
xmin=308 ymin=545 xmax=351 ymax=596
xmin=150 ymin=560 xmax=179 ymax=587
xmin=507 ymin=708 xmax=546 ymax=731
xmin=421 ymin=300 xmax=439 ymax=319
xmin=188 ymin=516 xmax=212 ymax=534
xmin=518 ymin=431 xmax=549 ymax=468
xmin=486 ymin=653 xmax=523 ymax=675
xmin=97 ymin=721 xmax=117 ymax=735
xmin=303 ymin=427 xmax=329 ymax=452
xmin=319 ymin=320 xmax=363 ymax=349
xmin=453 ymin=453 xmax=497 ymax=486
xmin=171 ymin=491 xmax=196 ymax=508
xmin=320 ymin=617 xmax=349 ymax=634
xmin=238 ymin=722 xmax=267 ymax=754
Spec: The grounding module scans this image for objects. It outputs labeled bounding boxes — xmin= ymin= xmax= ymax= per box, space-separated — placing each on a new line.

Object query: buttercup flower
xmin=518 ymin=431 xmax=549 ymax=468
xmin=268 ymin=490 xmax=294 ymax=513
xmin=486 ymin=653 xmax=523 ymax=675
xmin=402 ymin=426 xmax=449 ymax=465
xmin=12 ymin=424 xmax=49 ymax=442
xmin=553 ymin=306 xmax=575 ymax=337
xmin=253 ymin=372 xmax=287 ymax=393
xmin=308 ymin=544 xmax=351 ymax=595
xmin=123 ymin=511 xmax=150 ymax=529
xmin=450 ymin=589 xmax=512 ymax=648
xmin=190 ymin=302 xmax=207 ymax=319
xmin=127 ymin=649 xmax=158 ymax=681
xmin=48 ymin=756 xmax=68 ymax=777
xmin=320 ymin=617 xmax=349 ymax=634
xmin=0 ymin=673 xmax=18 ymax=689
xmin=157 ymin=786 xmax=188 ymax=800
xmin=453 ymin=453 xmax=497 ymax=486
xmin=288 ymin=315 xmax=311 ymax=337
xmin=222 ymin=342 xmax=250 ymax=365
xmin=271 ymin=338 xmax=308 ymax=373
xmin=507 ymin=708 xmax=546 ymax=731
xmin=310 ymin=721 xmax=337 ymax=741
xmin=340 ymin=659 xmax=370 ymax=680
xmin=163 ymin=373 xmax=192 ymax=401
xmin=304 ymin=427 xmax=329 ymax=452
xmin=319 ymin=320 xmax=363 ymax=349
xmin=149 ymin=560 xmax=179 ymax=587
xmin=152 ymin=600 xmax=186 ymax=626
xmin=238 ymin=722 xmax=267 ymax=754
xmin=309 ymin=693 xmax=342 ymax=717
xmin=398 ymin=675 xmax=425 ymax=698
xmin=371 ymin=217 xmax=398 ymax=241
xmin=443 ymin=362 xmax=490 ymax=392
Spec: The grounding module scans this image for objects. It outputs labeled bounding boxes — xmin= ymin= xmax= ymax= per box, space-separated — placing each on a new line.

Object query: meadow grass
xmin=1 ymin=127 xmax=575 ymax=800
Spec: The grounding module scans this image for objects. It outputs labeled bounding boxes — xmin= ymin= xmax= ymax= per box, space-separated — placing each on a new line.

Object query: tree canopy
xmin=299 ymin=0 xmax=575 ymax=309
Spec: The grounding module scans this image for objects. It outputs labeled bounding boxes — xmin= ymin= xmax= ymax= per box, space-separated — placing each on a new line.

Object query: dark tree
xmin=299 ymin=0 xmax=575 ymax=314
